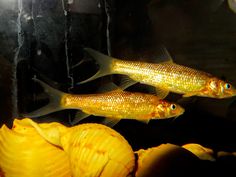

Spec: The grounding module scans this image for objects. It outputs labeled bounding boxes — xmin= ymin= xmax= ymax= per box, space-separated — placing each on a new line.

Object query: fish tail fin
xmin=78 ymin=48 xmax=115 ymax=84
xmin=22 ymin=78 xmax=65 ymax=118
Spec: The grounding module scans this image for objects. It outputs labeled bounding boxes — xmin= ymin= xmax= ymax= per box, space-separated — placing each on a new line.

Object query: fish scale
xmin=63 ymin=91 xmax=167 ymax=119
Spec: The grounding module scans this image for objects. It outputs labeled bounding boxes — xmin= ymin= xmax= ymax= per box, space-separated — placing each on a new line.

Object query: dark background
xmin=0 ymin=0 xmax=236 ymax=176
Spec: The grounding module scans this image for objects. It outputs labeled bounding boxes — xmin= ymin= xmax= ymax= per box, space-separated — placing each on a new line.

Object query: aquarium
xmin=0 ymin=0 xmax=236 ymax=177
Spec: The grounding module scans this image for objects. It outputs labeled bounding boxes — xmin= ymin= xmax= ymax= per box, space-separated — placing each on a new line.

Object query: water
xmin=0 ymin=0 xmax=236 ymax=176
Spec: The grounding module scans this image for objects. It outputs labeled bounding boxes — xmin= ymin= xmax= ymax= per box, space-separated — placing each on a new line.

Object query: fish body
xmin=24 ymin=79 xmax=184 ymax=126
xmin=62 ymin=90 xmax=182 ymax=120
xmin=81 ymin=48 xmax=236 ymax=99
xmin=112 ymin=60 xmax=210 ymax=94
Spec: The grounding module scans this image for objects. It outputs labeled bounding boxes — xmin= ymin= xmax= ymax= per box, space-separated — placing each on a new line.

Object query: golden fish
xmin=0 ymin=118 xmax=71 ymax=177
xmin=80 ymin=48 xmax=236 ymax=99
xmin=24 ymin=79 xmax=184 ymax=126
xmin=27 ymin=119 xmax=135 ymax=177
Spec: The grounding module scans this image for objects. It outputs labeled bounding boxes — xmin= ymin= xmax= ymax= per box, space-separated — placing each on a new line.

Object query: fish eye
xmin=170 ymin=104 xmax=176 ymax=110
xmin=224 ymin=83 xmax=231 ymax=89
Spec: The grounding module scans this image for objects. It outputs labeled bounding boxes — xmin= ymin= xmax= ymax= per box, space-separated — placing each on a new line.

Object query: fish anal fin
xmin=155 ymin=87 xmax=169 ymax=99
xmin=70 ymin=110 xmax=90 ymax=125
xmin=101 ymin=117 xmax=121 ymax=127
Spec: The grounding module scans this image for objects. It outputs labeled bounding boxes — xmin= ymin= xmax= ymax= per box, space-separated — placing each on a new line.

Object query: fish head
xmin=154 ymin=101 xmax=185 ymax=119
xmin=205 ymin=78 xmax=236 ymax=98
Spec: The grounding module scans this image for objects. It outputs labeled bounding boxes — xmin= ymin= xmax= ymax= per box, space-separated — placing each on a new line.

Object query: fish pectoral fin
xmin=101 ymin=117 xmax=121 ymax=127
xmin=69 ymin=110 xmax=90 ymax=125
xmin=155 ymin=87 xmax=169 ymax=99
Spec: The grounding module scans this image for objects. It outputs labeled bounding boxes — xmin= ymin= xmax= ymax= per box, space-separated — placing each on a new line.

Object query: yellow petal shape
xmin=135 ymin=143 xmax=199 ymax=177
xmin=27 ymin=119 xmax=135 ymax=177
xmin=0 ymin=118 xmax=71 ymax=177
xmin=63 ymin=124 xmax=135 ymax=177
xmin=182 ymin=143 xmax=215 ymax=161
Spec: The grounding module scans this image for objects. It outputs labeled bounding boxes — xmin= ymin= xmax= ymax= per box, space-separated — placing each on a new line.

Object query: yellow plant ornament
xmin=27 ymin=119 xmax=135 ymax=177
xmin=0 ymin=118 xmax=71 ymax=177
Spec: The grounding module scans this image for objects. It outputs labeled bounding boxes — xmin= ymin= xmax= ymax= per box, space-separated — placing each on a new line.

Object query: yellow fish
xmin=80 ymin=48 xmax=236 ymax=99
xmin=24 ymin=79 xmax=184 ymax=126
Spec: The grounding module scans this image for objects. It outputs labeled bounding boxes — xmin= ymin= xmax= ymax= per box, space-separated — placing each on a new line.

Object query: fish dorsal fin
xmin=96 ymin=82 xmax=121 ymax=93
xmin=101 ymin=117 xmax=121 ymax=127
xmin=119 ymin=75 xmax=138 ymax=90
xmin=155 ymin=86 xmax=169 ymax=99
xmin=69 ymin=110 xmax=90 ymax=125
xmin=154 ymin=46 xmax=174 ymax=64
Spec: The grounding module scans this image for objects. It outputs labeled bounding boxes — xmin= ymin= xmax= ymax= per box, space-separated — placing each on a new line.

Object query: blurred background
xmin=0 ymin=0 xmax=236 ymax=176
